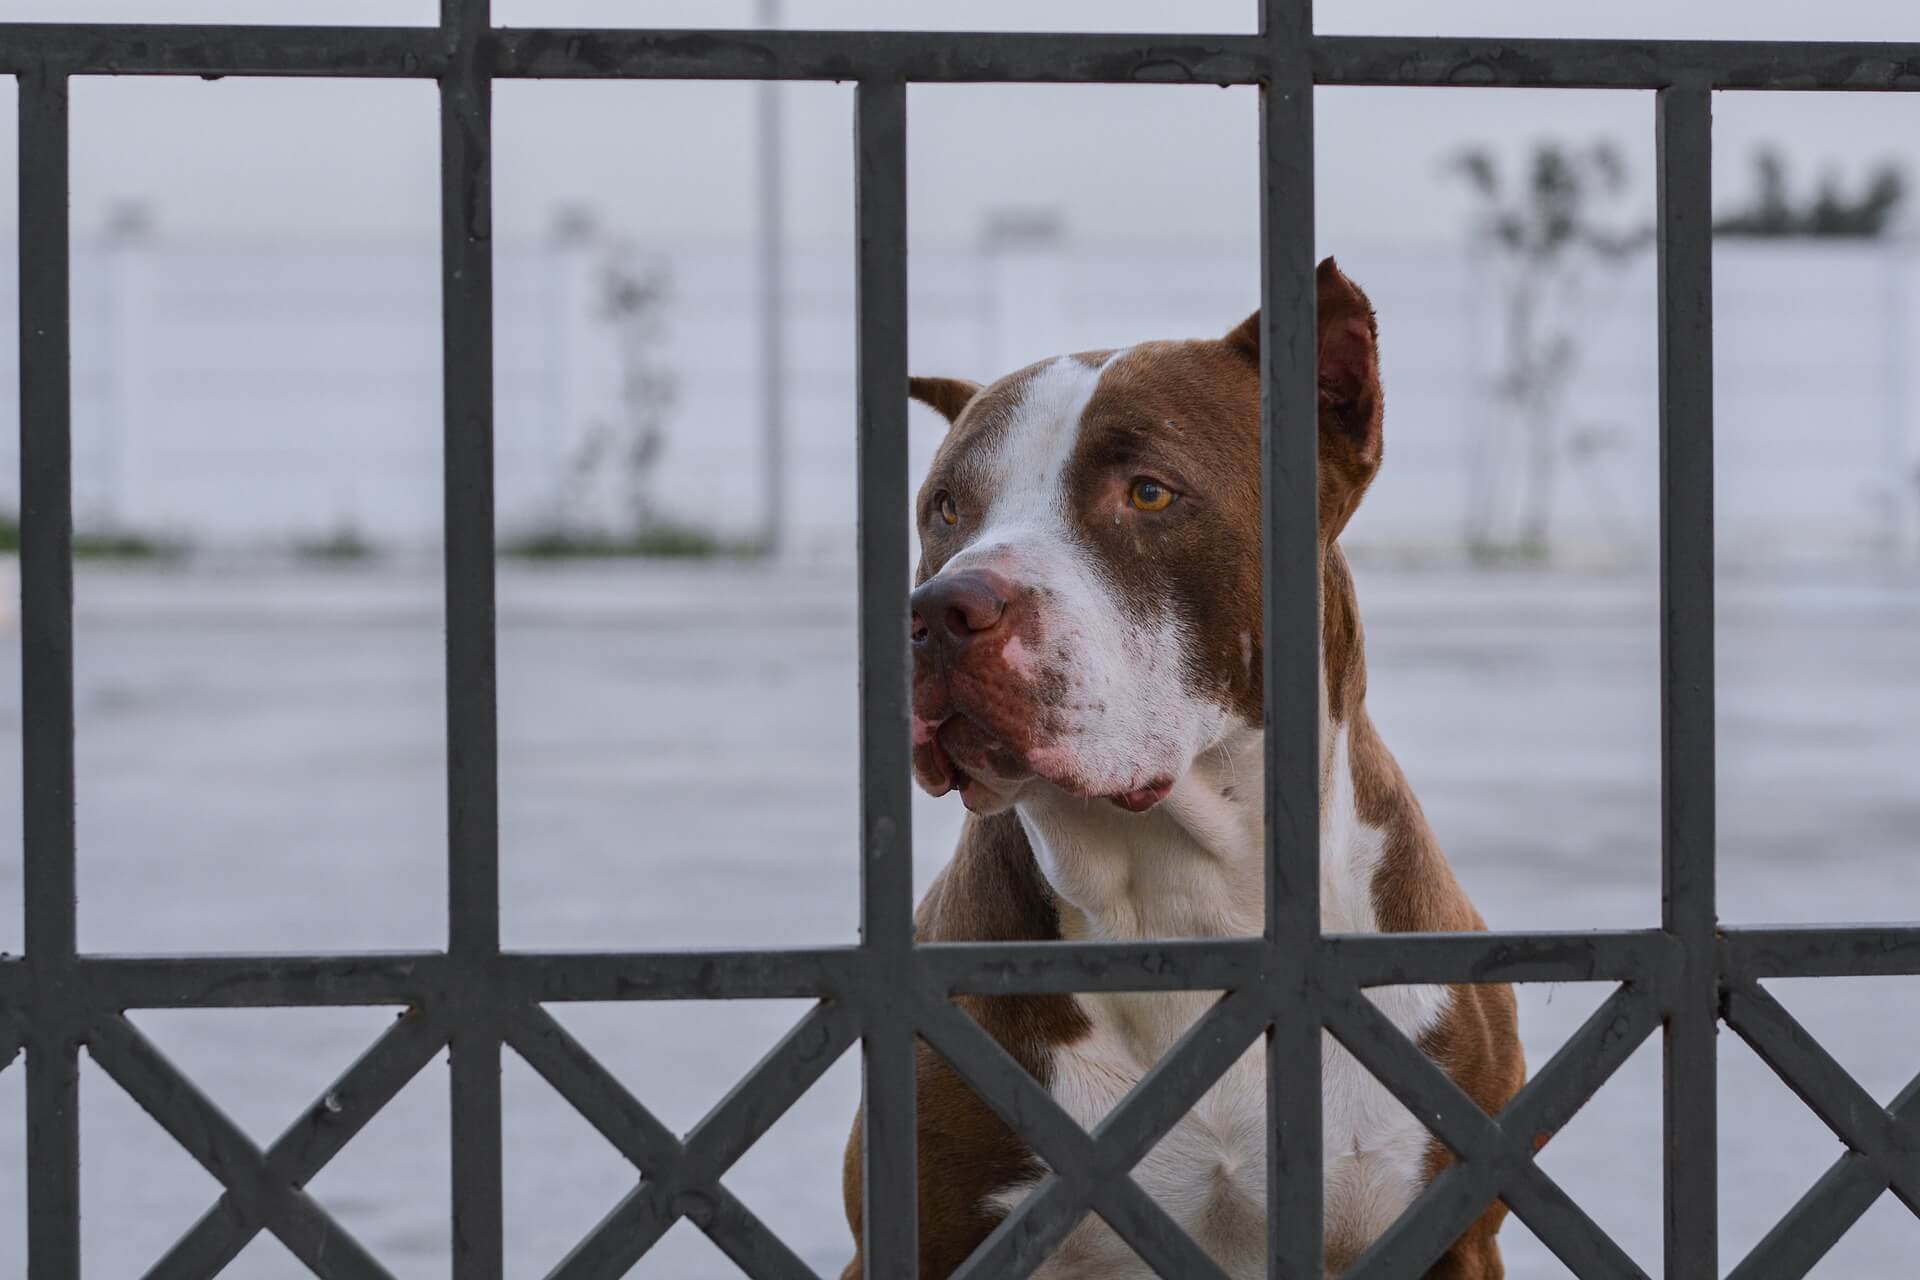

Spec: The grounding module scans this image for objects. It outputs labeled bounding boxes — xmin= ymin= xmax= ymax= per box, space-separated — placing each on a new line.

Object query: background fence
xmin=3 ymin=11 xmax=1920 ymax=1280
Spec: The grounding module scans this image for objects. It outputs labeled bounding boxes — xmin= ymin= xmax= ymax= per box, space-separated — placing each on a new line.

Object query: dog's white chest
xmin=1008 ymin=988 xmax=1444 ymax=1280
xmin=1001 ymin=728 xmax=1448 ymax=1277
xmin=1021 ymin=1003 xmax=1269 ymax=1278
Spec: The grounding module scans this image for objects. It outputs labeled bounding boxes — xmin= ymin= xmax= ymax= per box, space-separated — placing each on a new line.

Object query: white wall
xmin=0 ymin=235 xmax=1912 ymax=566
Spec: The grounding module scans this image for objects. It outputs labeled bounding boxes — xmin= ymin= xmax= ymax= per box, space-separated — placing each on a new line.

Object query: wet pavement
xmin=0 ymin=559 xmax=1915 ymax=1277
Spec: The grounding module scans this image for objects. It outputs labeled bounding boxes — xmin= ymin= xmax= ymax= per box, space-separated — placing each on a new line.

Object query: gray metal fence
xmin=0 ymin=7 xmax=1917 ymax=1279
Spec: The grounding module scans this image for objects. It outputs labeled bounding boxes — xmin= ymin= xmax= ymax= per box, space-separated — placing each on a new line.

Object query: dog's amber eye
xmin=1128 ymin=478 xmax=1175 ymax=512
xmin=934 ymin=491 xmax=959 ymax=526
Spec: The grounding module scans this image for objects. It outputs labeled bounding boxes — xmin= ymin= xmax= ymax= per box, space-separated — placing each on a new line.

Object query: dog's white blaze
xmin=935 ymin=352 xmax=1227 ymax=800
xmin=996 ymin=727 xmax=1450 ymax=1279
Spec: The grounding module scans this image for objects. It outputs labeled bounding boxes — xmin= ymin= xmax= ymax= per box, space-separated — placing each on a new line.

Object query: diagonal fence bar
xmin=88 ymin=1014 xmax=396 ymax=1280
xmin=18 ymin=66 xmax=82 ymax=1280
xmin=1656 ymin=78 xmax=1720 ymax=1280
xmin=146 ymin=1010 xmax=450 ymax=1280
xmin=506 ymin=1005 xmax=815 ymax=1279
xmin=1728 ymin=1068 xmax=1920 ymax=1280
xmin=1327 ymin=980 xmax=1656 ymax=1279
xmin=923 ymin=991 xmax=1252 ymax=1280
xmin=1723 ymin=983 xmax=1920 ymax=1212
xmin=544 ymin=999 xmax=858 ymax=1279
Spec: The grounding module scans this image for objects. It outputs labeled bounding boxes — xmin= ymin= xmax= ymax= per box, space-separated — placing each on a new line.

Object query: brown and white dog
xmin=841 ymin=259 xmax=1523 ymax=1279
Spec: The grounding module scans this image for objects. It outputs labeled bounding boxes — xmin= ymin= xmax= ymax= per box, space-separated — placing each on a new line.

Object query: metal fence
xmin=0 ymin=6 xmax=1917 ymax=1279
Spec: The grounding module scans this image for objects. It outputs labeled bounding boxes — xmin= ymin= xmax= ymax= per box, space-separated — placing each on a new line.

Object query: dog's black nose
xmin=911 ymin=570 xmax=1010 ymax=656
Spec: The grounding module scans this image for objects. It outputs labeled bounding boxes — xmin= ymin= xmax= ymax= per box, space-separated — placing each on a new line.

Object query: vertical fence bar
xmin=1656 ymin=81 xmax=1719 ymax=1280
xmin=1259 ymin=3 xmax=1322 ymax=1277
xmin=854 ymin=76 xmax=918 ymax=1276
xmin=18 ymin=67 xmax=82 ymax=1280
xmin=442 ymin=0 xmax=503 ymax=1275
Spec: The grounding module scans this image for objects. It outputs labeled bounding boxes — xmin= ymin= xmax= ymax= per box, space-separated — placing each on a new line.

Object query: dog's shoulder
xmin=922 ymin=811 xmax=1094 ymax=1076
xmin=917 ymin=811 xmax=1058 ymax=943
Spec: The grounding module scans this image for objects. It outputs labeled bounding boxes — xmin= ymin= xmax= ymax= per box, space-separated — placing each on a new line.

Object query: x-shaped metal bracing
xmin=919 ymin=976 xmax=1659 ymax=1280
xmin=81 ymin=967 xmax=1916 ymax=1280
xmin=87 ymin=1012 xmax=440 ymax=1280
xmin=1724 ymin=980 xmax=1920 ymax=1280
xmin=925 ymin=986 xmax=1267 ymax=1280
xmin=1329 ymin=980 xmax=1660 ymax=1280
xmin=86 ymin=997 xmax=854 ymax=1280
xmin=140 ymin=1009 xmax=449 ymax=1280
xmin=508 ymin=999 xmax=859 ymax=1280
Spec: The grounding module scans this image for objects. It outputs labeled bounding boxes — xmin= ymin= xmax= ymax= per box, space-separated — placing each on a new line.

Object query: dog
xmin=840 ymin=259 xmax=1523 ymax=1279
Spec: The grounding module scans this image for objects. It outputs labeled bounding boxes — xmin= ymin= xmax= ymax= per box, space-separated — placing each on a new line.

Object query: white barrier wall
xmin=0 ymin=236 xmax=1911 ymax=566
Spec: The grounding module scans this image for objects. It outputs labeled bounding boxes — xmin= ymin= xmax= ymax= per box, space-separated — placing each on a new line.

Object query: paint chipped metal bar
xmin=1322 ymin=928 xmax=1674 ymax=988
xmin=18 ymin=67 xmax=82 ymax=1280
xmin=441 ymin=1 xmax=505 ymax=1276
xmin=1259 ymin=1 xmax=1325 ymax=1277
xmin=0 ymin=930 xmax=1680 ymax=1012
xmin=1314 ymin=36 xmax=1920 ymax=91
xmin=5 ymin=25 xmax=1920 ymax=92
xmin=853 ymin=74 xmax=920 ymax=1278
xmin=0 ymin=23 xmax=447 ymax=78
xmin=491 ymin=29 xmax=1270 ymax=84
xmin=440 ymin=0 xmax=501 ymax=992
xmin=494 ymin=30 xmax=1920 ymax=91
xmin=1656 ymin=80 xmax=1720 ymax=1280
xmin=1720 ymin=924 xmax=1920 ymax=980
xmin=0 ymin=923 xmax=1898 ymax=1014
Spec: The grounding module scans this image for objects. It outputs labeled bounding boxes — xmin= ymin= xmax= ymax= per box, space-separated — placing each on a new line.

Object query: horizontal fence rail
xmin=3 ymin=4 xmax=1918 ymax=1278
xmin=3 ymin=25 xmax=1920 ymax=89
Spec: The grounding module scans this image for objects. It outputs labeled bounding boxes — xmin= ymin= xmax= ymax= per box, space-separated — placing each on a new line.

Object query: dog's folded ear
xmin=1223 ymin=256 xmax=1382 ymax=469
xmin=1313 ymin=257 xmax=1382 ymax=468
xmin=908 ymin=376 xmax=982 ymax=427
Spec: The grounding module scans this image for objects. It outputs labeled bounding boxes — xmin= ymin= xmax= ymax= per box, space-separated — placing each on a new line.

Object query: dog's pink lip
xmin=1107 ymin=777 xmax=1174 ymax=813
xmin=918 ymin=712 xmax=1175 ymax=814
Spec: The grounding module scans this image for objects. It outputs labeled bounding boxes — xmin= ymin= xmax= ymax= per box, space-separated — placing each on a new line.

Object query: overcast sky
xmin=0 ymin=1 xmax=1916 ymax=251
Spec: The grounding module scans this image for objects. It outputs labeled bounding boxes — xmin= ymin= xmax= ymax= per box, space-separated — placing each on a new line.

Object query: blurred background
xmin=0 ymin=0 xmax=1916 ymax=1276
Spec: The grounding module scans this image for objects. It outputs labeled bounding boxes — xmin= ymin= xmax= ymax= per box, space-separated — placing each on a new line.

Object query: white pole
xmin=1887 ymin=235 xmax=1915 ymax=562
xmin=756 ymin=0 xmax=787 ymax=557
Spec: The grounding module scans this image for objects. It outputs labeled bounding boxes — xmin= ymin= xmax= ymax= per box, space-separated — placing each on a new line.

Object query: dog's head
xmin=908 ymin=257 xmax=1385 ymax=815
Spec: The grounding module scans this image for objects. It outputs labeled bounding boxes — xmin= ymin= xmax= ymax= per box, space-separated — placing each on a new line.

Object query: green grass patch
xmin=500 ymin=522 xmax=754 ymax=560
xmin=0 ymin=511 xmax=187 ymax=560
xmin=293 ymin=527 xmax=381 ymax=562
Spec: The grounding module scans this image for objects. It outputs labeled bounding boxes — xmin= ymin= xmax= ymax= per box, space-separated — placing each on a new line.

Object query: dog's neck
xmin=1013 ymin=548 xmax=1390 ymax=946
